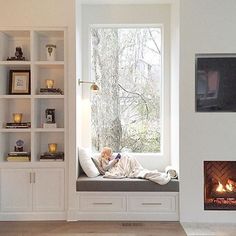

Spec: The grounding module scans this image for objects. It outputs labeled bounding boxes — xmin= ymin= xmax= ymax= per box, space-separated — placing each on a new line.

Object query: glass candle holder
xmin=13 ymin=113 xmax=23 ymax=123
xmin=45 ymin=79 xmax=54 ymax=89
xmin=48 ymin=143 xmax=57 ymax=153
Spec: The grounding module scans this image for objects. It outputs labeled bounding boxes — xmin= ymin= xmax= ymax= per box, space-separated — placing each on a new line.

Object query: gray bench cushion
xmin=76 ymin=175 xmax=179 ymax=192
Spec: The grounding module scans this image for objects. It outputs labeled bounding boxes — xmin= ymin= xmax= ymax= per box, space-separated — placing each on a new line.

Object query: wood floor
xmin=0 ymin=221 xmax=186 ymax=236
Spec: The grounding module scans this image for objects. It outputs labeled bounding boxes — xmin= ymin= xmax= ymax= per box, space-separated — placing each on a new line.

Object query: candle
xmin=13 ymin=113 xmax=23 ymax=123
xmin=45 ymin=79 xmax=54 ymax=89
xmin=48 ymin=143 xmax=57 ymax=153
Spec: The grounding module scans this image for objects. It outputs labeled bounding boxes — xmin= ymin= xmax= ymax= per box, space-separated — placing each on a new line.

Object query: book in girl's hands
xmin=115 ymin=153 xmax=121 ymax=159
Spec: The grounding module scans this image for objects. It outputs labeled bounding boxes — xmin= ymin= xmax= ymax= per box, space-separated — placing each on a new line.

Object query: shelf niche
xmin=0 ymin=98 xmax=31 ymax=129
xmin=0 ymin=31 xmax=31 ymax=61
xmin=34 ymin=132 xmax=64 ymax=162
xmin=33 ymin=31 xmax=64 ymax=62
xmin=0 ymin=132 xmax=31 ymax=162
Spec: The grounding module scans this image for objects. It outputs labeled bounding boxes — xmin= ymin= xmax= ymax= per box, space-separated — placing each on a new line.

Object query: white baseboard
xmin=0 ymin=212 xmax=66 ymax=221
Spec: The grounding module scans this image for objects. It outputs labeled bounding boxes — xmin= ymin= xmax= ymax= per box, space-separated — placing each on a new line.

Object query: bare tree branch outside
xmin=91 ymin=27 xmax=162 ymax=153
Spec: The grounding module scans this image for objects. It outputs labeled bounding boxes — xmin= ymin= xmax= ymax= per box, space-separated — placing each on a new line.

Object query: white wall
xmin=0 ymin=0 xmax=70 ymax=27
xmin=80 ymin=4 xmax=172 ymax=171
xmin=170 ymin=0 xmax=179 ymax=173
xmin=179 ymin=0 xmax=236 ymax=223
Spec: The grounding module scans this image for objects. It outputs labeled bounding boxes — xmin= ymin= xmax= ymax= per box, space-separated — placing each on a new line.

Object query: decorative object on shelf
xmin=78 ymin=79 xmax=99 ymax=92
xmin=39 ymin=79 xmax=63 ymax=95
xmin=46 ymin=44 xmax=56 ymax=61
xmin=40 ymin=151 xmax=64 ymax=162
xmin=14 ymin=139 xmax=24 ymax=152
xmin=45 ymin=79 xmax=54 ymax=89
xmin=4 ymin=113 xmax=31 ymax=129
xmin=9 ymin=70 xmax=31 ymax=95
xmin=7 ymin=46 xmax=25 ymax=61
xmin=13 ymin=113 xmax=23 ymax=123
xmin=48 ymin=143 xmax=57 ymax=153
xmin=43 ymin=108 xmax=57 ymax=128
xmin=7 ymin=139 xmax=31 ymax=162
xmin=45 ymin=108 xmax=55 ymax=123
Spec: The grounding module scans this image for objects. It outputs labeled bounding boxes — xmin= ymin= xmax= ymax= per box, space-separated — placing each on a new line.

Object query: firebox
xmin=204 ymin=161 xmax=236 ymax=210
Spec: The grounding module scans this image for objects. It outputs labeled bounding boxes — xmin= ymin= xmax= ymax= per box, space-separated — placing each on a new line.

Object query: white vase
xmin=46 ymin=44 xmax=56 ymax=61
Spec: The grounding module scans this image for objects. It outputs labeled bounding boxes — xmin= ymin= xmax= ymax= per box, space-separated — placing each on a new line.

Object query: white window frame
xmin=82 ymin=23 xmax=170 ymax=164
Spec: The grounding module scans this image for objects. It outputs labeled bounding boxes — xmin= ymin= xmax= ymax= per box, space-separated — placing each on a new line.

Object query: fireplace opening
xmin=204 ymin=161 xmax=236 ymax=210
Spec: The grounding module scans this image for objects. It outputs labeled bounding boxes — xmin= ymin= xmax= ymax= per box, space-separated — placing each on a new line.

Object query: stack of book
xmin=7 ymin=152 xmax=31 ymax=162
xmin=39 ymin=88 xmax=63 ymax=95
xmin=40 ymin=152 xmax=64 ymax=161
xmin=5 ymin=122 xmax=31 ymax=129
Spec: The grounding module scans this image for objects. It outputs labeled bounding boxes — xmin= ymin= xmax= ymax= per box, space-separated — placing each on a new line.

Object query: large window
xmin=90 ymin=27 xmax=163 ymax=153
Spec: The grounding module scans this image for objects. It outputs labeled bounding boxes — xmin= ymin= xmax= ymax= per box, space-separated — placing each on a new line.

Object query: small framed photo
xmin=9 ymin=70 xmax=31 ymax=94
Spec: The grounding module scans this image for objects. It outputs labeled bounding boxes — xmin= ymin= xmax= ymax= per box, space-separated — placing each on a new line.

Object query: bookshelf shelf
xmin=0 ymin=28 xmax=66 ymax=164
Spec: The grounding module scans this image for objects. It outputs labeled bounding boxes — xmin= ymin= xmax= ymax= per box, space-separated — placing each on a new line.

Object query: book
xmin=43 ymin=123 xmax=57 ymax=128
xmin=8 ymin=153 xmax=30 ymax=157
xmin=6 ymin=126 xmax=30 ymax=129
xmin=5 ymin=122 xmax=31 ymax=129
xmin=7 ymin=156 xmax=30 ymax=162
xmin=40 ymin=152 xmax=64 ymax=161
xmin=39 ymin=88 xmax=63 ymax=95
xmin=39 ymin=159 xmax=64 ymax=162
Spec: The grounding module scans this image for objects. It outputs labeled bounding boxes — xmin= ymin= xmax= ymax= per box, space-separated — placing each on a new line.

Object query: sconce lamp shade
xmin=90 ymin=83 xmax=99 ymax=91
xmin=78 ymin=79 xmax=99 ymax=91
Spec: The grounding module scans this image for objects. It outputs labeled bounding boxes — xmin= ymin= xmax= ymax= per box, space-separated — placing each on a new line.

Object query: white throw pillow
xmin=79 ymin=148 xmax=99 ymax=177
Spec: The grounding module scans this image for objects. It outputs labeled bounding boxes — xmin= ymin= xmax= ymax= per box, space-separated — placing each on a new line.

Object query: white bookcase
xmin=0 ymin=28 xmax=67 ymax=219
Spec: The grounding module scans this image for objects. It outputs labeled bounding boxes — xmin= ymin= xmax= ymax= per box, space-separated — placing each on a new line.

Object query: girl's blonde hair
xmin=101 ymin=147 xmax=112 ymax=158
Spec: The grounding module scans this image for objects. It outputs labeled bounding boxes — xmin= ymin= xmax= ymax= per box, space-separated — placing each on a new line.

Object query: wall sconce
xmin=78 ymin=79 xmax=99 ymax=92
xmin=13 ymin=113 xmax=23 ymax=123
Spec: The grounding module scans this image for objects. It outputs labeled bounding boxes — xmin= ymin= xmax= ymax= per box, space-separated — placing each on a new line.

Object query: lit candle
xmin=13 ymin=113 xmax=23 ymax=123
xmin=45 ymin=79 xmax=54 ymax=89
xmin=48 ymin=143 xmax=57 ymax=153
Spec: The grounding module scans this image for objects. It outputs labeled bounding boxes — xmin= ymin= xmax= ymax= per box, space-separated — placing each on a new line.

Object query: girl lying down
xmin=98 ymin=147 xmax=177 ymax=185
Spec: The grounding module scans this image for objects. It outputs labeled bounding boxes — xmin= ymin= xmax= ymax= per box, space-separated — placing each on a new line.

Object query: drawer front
xmin=79 ymin=196 xmax=126 ymax=212
xmin=127 ymin=196 xmax=175 ymax=212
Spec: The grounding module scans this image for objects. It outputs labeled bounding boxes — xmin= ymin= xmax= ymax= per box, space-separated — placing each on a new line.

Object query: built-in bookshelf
xmin=0 ymin=28 xmax=66 ymax=164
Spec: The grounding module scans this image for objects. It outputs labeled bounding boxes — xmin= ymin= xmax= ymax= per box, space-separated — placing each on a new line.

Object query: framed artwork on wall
xmin=9 ymin=70 xmax=31 ymax=95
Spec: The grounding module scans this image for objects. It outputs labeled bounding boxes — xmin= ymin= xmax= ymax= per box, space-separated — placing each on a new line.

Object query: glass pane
xmin=91 ymin=28 xmax=162 ymax=153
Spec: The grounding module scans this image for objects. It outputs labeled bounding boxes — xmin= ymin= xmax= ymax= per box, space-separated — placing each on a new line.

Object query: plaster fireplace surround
xmin=204 ymin=161 xmax=236 ymax=210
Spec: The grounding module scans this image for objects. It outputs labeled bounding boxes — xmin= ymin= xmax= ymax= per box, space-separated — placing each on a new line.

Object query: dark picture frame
xmin=9 ymin=70 xmax=31 ymax=95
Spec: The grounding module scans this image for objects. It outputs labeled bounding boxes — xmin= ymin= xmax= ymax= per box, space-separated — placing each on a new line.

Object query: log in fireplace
xmin=204 ymin=161 xmax=236 ymax=210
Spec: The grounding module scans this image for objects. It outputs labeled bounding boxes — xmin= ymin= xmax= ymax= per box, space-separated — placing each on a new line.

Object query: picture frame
xmin=9 ymin=70 xmax=31 ymax=95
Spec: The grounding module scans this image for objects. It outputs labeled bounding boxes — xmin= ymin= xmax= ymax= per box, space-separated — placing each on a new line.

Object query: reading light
xmin=78 ymin=79 xmax=99 ymax=91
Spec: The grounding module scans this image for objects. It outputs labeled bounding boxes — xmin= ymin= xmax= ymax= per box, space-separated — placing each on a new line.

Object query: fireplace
xmin=204 ymin=161 xmax=236 ymax=210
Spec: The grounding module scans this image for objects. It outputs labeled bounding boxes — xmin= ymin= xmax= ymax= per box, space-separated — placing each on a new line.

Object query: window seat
xmin=76 ymin=175 xmax=179 ymax=221
xmin=76 ymin=174 xmax=179 ymax=192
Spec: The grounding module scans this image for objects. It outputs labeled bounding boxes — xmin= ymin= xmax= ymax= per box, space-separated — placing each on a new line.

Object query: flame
xmin=216 ymin=182 xmax=226 ymax=192
xmin=216 ymin=180 xmax=234 ymax=192
xmin=226 ymin=183 xmax=233 ymax=192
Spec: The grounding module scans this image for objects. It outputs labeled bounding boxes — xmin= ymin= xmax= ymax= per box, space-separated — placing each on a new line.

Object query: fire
xmin=216 ymin=180 xmax=234 ymax=193
xmin=226 ymin=183 xmax=233 ymax=192
xmin=216 ymin=182 xmax=226 ymax=192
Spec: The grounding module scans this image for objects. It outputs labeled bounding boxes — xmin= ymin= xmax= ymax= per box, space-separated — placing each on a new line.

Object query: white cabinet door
xmin=0 ymin=169 xmax=32 ymax=212
xmin=33 ymin=168 xmax=64 ymax=211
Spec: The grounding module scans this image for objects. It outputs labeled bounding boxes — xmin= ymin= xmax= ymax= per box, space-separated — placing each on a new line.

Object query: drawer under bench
xmin=76 ymin=192 xmax=179 ymax=221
